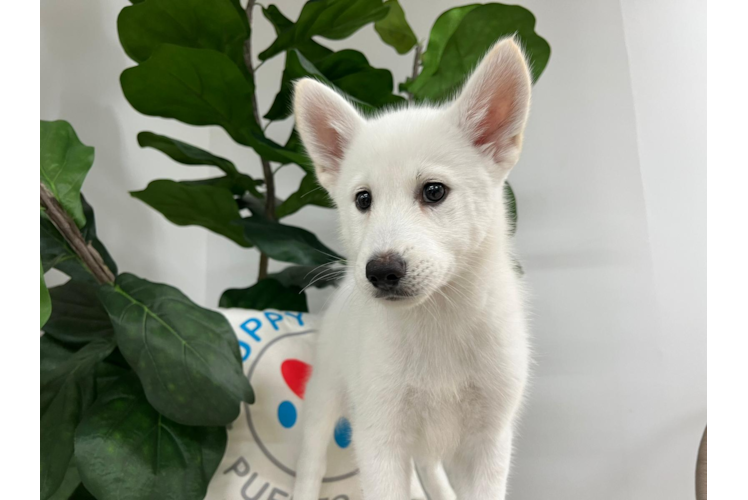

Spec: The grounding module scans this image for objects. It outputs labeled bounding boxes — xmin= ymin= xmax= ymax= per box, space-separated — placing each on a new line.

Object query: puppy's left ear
xmin=294 ymin=78 xmax=364 ymax=193
xmin=450 ymin=37 xmax=532 ymax=174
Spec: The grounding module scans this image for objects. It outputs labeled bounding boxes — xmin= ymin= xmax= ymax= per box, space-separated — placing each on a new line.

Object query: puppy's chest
xmin=403 ymin=382 xmax=486 ymax=455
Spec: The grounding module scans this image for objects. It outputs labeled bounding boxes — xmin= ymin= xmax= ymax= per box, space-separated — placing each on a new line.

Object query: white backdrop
xmin=41 ymin=1 xmax=706 ymax=498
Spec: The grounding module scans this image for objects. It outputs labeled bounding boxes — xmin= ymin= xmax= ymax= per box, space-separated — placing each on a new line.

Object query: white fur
xmin=292 ymin=38 xmax=532 ymax=500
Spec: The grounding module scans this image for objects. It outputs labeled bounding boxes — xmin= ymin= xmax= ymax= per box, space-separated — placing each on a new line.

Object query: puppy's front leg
xmin=447 ymin=429 xmax=514 ymax=499
xmin=293 ymin=368 xmax=342 ymax=500
xmin=354 ymin=397 xmax=411 ymax=500
xmin=414 ymin=460 xmax=455 ymax=500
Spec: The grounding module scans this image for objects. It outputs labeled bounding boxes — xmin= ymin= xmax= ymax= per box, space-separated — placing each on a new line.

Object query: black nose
xmin=366 ymin=253 xmax=406 ymax=289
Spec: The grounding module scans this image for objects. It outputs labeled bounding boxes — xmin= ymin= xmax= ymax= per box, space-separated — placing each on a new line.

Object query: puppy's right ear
xmin=294 ymin=79 xmax=364 ymax=192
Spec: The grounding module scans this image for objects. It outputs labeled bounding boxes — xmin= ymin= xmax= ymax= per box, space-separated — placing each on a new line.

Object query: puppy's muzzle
xmin=366 ymin=252 xmax=406 ymax=293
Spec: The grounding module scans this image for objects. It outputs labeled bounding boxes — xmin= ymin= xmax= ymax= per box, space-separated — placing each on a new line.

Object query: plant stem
xmin=40 ymin=183 xmax=115 ymax=285
xmin=243 ymin=0 xmax=275 ymax=280
xmin=408 ymin=43 xmax=423 ymax=102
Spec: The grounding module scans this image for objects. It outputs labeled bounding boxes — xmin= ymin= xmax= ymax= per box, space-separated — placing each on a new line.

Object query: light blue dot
xmin=334 ymin=417 xmax=352 ymax=448
xmin=278 ymin=401 xmax=297 ymax=428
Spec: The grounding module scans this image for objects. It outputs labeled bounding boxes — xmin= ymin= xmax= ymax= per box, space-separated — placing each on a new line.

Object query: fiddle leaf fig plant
xmin=40 ymin=120 xmax=253 ymax=500
xmin=40 ymin=1 xmax=549 ymax=498
xmin=116 ymin=0 xmax=549 ymax=313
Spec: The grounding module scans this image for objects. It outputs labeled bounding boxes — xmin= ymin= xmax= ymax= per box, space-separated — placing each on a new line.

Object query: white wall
xmin=41 ymin=0 xmax=213 ymax=303
xmin=40 ymin=1 xmax=705 ymax=498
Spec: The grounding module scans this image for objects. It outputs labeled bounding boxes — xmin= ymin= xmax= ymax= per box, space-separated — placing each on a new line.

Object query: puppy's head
xmin=294 ymin=38 xmax=532 ymax=305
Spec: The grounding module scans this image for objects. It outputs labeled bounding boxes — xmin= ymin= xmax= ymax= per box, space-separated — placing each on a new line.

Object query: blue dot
xmin=277 ymin=401 xmax=297 ymax=428
xmin=334 ymin=417 xmax=352 ymax=448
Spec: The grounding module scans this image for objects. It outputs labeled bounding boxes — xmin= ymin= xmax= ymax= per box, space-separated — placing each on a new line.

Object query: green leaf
xmin=44 ymin=281 xmax=114 ymax=345
xmin=403 ymin=3 xmax=551 ymax=102
xmin=504 ymin=181 xmax=517 ymax=236
xmin=136 ymin=132 xmax=264 ymax=197
xmin=40 ymin=121 xmax=95 ymax=228
xmin=263 ymin=4 xmax=295 ymax=32
xmin=219 ymin=264 xmax=342 ymax=312
xmin=121 ymin=44 xmax=306 ymax=166
xmin=47 ymin=462 xmax=81 ymax=500
xmin=94 ymin=356 xmax=132 ymax=394
xmin=75 ymin=374 xmax=227 ymax=500
xmin=181 ymin=174 xmax=262 ymax=198
xmin=237 ymin=218 xmax=343 ymax=266
xmin=121 ymin=44 xmax=259 ymax=142
xmin=41 ymin=261 xmax=51 ymax=328
xmin=220 ymin=279 xmax=308 ymax=312
xmin=276 ymin=172 xmax=334 ymax=218
xmin=276 ymin=128 xmax=313 ymax=172
xmin=375 ymin=0 xmax=417 ymax=54
xmin=131 ymin=180 xmax=251 ymax=247
xmin=259 ymin=0 xmax=390 ymax=61
xmin=262 ymin=4 xmax=333 ymax=62
xmin=265 ymin=49 xmax=405 ymax=121
xmin=41 ymin=335 xmax=77 ymax=373
xmin=41 ymin=337 xmax=116 ymax=499
xmin=68 ymin=484 xmax=96 ymax=500
xmin=118 ymin=0 xmax=250 ymax=78
xmin=97 ymin=273 xmax=254 ymax=426
xmin=137 ymin=132 xmax=238 ymax=175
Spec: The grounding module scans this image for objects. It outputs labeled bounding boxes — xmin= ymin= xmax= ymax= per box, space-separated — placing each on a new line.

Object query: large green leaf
xmin=405 ymin=3 xmax=479 ymax=92
xmin=237 ymin=218 xmax=343 ymax=266
xmin=68 ymin=484 xmax=96 ymax=500
xmin=374 ymin=0 xmax=417 ymax=54
xmin=262 ymin=4 xmax=333 ymax=62
xmin=180 ymin=174 xmax=262 ymax=198
xmin=121 ymin=44 xmax=259 ymax=143
xmin=41 ymin=334 xmax=77 ymax=373
xmin=121 ymin=44 xmax=308 ymax=166
xmin=259 ymin=0 xmax=390 ymax=61
xmin=220 ymin=279 xmax=308 ymax=312
xmin=47 ymin=462 xmax=81 ymax=500
xmin=402 ymin=3 xmax=551 ymax=102
xmin=97 ymin=273 xmax=254 ymax=426
xmin=219 ymin=264 xmax=342 ymax=312
xmin=118 ymin=0 xmax=250 ymax=78
xmin=40 ymin=121 xmax=95 ymax=228
xmin=131 ymin=180 xmax=251 ymax=247
xmin=137 ymin=132 xmax=238 ymax=175
xmin=75 ymin=374 xmax=226 ymax=500
xmin=136 ymin=132 xmax=263 ymax=197
xmin=41 ymin=261 xmax=51 ymax=328
xmin=265 ymin=49 xmax=404 ymax=121
xmin=43 ymin=281 xmax=114 ymax=345
xmin=41 ymin=337 xmax=116 ymax=499
xmin=276 ymin=172 xmax=334 ymax=218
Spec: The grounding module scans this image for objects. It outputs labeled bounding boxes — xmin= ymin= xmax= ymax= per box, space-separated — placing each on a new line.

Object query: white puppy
xmin=292 ymin=38 xmax=532 ymax=500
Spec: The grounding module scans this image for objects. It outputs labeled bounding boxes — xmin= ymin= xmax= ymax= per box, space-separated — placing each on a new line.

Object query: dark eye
xmin=423 ymin=183 xmax=447 ymax=203
xmin=355 ymin=190 xmax=372 ymax=211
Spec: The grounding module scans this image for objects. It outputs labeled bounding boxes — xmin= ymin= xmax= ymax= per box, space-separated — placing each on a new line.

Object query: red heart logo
xmin=281 ymin=359 xmax=313 ymax=399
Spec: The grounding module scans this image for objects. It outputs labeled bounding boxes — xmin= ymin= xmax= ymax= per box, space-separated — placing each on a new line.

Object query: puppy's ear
xmin=450 ymin=37 xmax=532 ymax=174
xmin=294 ymin=78 xmax=364 ymax=192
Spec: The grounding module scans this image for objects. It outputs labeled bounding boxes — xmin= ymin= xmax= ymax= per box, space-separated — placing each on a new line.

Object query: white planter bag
xmin=205 ymin=309 xmax=361 ymax=500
